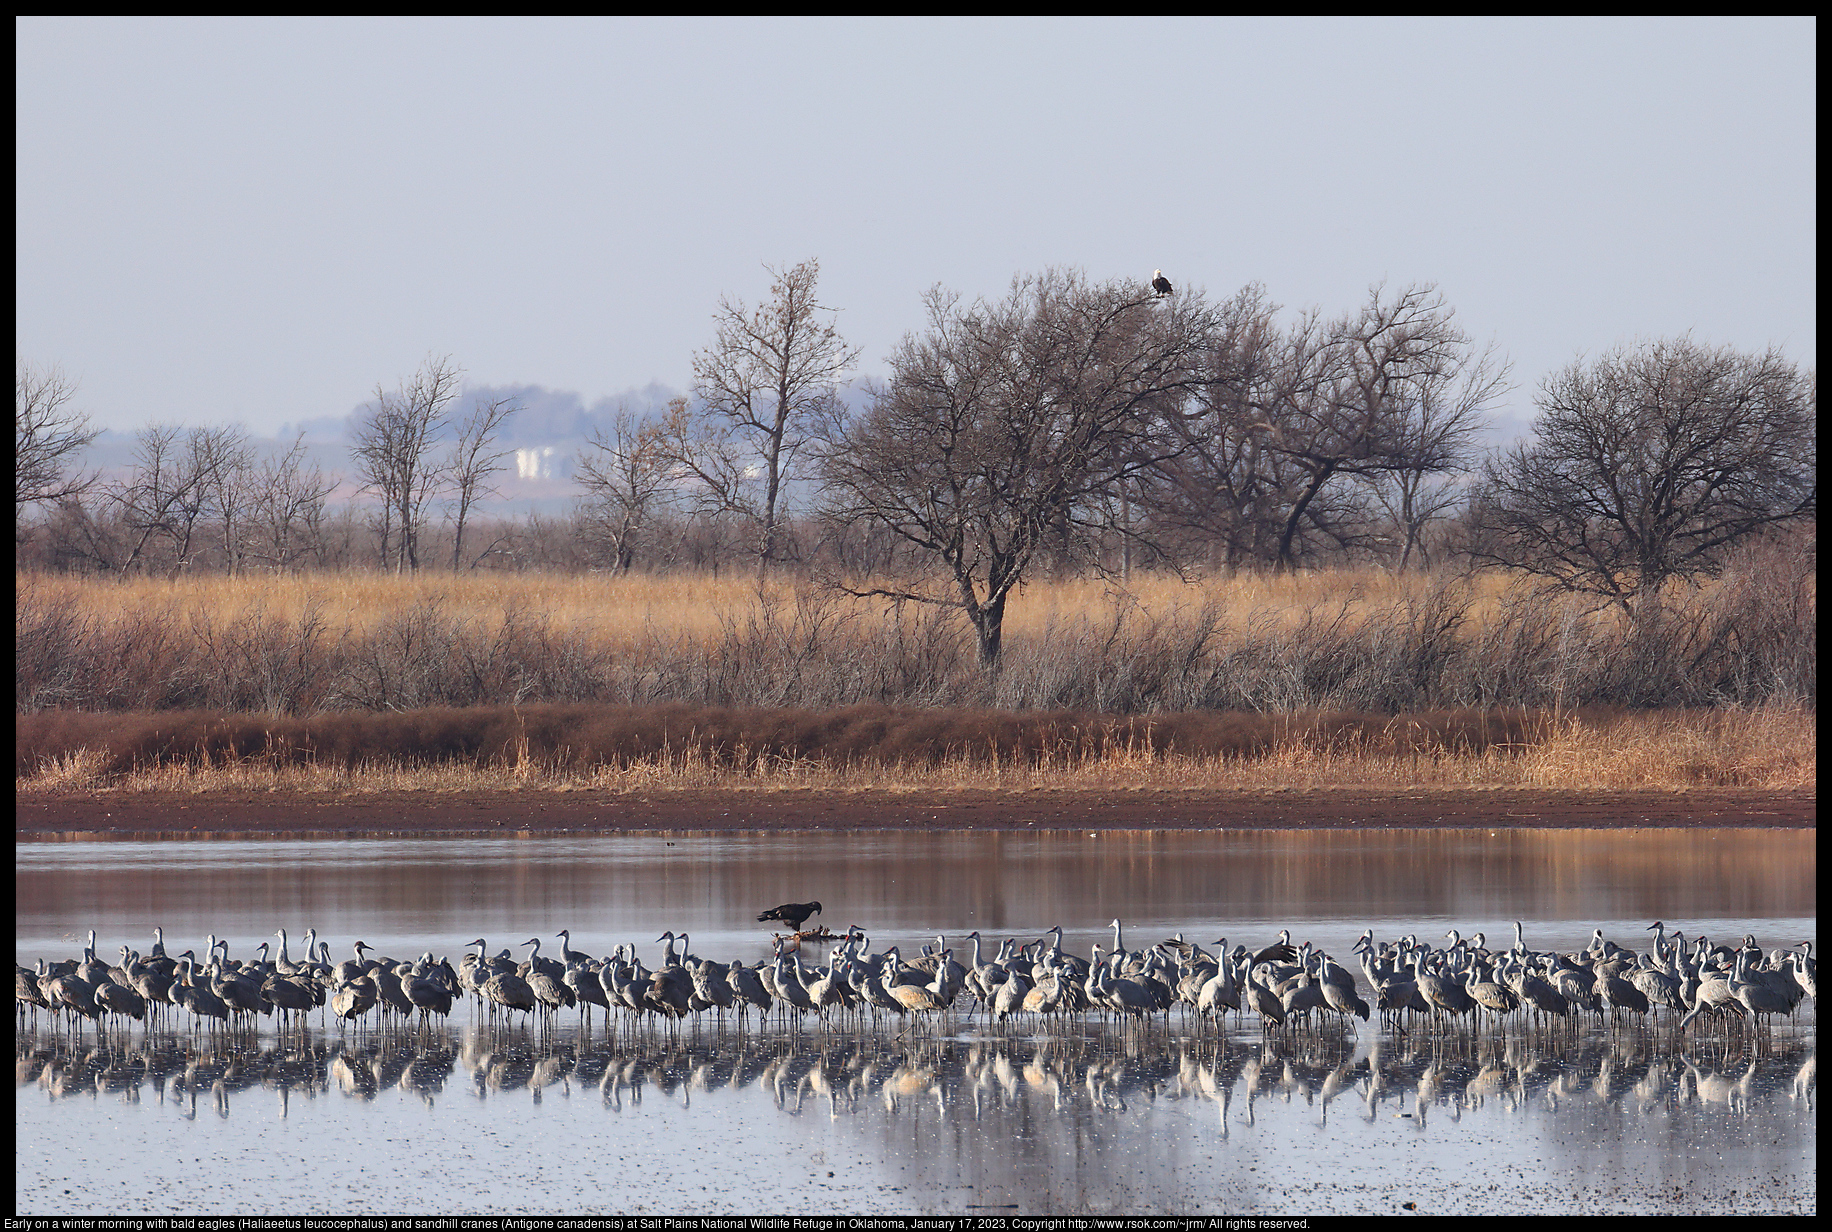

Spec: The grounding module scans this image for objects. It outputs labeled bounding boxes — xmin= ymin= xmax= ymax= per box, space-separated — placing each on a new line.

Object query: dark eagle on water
xmin=757 ymin=901 xmax=823 ymax=932
xmin=1151 ymin=269 xmax=1173 ymax=297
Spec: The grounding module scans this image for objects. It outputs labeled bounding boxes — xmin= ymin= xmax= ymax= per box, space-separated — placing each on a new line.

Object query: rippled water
xmin=14 ymin=829 xmax=1817 ymax=1215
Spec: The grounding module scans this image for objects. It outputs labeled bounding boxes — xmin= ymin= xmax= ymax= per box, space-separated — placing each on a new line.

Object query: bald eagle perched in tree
xmin=1151 ymin=269 xmax=1173 ymax=297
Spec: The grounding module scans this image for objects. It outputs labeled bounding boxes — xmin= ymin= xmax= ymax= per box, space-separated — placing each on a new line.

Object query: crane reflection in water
xmin=18 ymin=1016 xmax=1815 ymax=1124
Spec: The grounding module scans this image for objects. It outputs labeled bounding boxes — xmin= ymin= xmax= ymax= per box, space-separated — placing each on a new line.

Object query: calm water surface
xmin=15 ymin=829 xmax=1816 ymax=1215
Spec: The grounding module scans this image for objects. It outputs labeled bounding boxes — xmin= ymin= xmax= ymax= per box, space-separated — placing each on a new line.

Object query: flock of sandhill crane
xmin=17 ymin=916 xmax=1816 ymax=1040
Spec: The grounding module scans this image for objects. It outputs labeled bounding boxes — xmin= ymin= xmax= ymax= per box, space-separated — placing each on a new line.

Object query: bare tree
xmin=1132 ymin=283 xmax=1501 ymax=574
xmin=1472 ymin=338 xmax=1815 ymax=613
xmin=17 ymin=362 xmax=99 ymax=515
xmin=821 ymin=269 xmax=1220 ymax=665
xmin=201 ymin=428 xmax=258 ymax=573
xmin=1134 ymin=284 xmax=1300 ymax=571
xmin=1256 ymin=284 xmax=1504 ymax=571
xmin=246 ymin=434 xmax=338 ymax=572
xmin=351 ymin=354 xmax=463 ymax=573
xmin=1363 ymin=334 xmax=1507 ymax=572
xmin=106 ymin=423 xmax=247 ymax=575
xmin=447 ymin=392 xmax=521 ymax=570
xmin=673 ymin=258 xmax=861 ymax=570
xmin=576 ymin=400 xmax=674 ymax=574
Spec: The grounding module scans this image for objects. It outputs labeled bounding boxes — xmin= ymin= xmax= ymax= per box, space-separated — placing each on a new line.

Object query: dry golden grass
xmin=17 ymin=565 xmax=1527 ymax=645
xmin=17 ymin=568 xmax=768 ymax=646
xmin=19 ymin=707 xmax=1812 ymax=797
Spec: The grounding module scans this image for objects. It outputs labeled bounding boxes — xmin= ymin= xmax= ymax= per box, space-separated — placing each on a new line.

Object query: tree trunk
xmin=971 ymin=590 xmax=1008 ymax=666
xmin=1276 ymin=463 xmax=1337 ymax=572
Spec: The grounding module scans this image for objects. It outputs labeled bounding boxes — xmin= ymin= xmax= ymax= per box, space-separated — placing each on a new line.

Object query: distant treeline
xmin=19 ymin=279 xmax=1813 ymax=672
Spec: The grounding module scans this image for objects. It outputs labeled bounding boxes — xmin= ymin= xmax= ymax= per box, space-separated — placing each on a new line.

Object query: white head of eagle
xmin=1152 ymin=270 xmax=1173 ymax=297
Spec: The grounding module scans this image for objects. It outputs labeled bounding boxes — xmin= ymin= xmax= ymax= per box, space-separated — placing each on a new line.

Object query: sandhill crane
xmin=1320 ymin=965 xmax=1371 ymax=1024
xmin=1595 ymin=962 xmax=1651 ymax=1021
xmin=172 ymin=959 xmax=230 ymax=1029
xmin=521 ymin=937 xmax=564 ymax=983
xmin=481 ymin=971 xmax=538 ymax=1024
xmin=993 ymin=969 xmax=1033 ymax=1025
xmin=335 ymin=942 xmax=374 ymax=987
xmin=1729 ymin=950 xmax=1797 ymax=1026
xmin=211 ymin=960 xmax=269 ymax=1025
xmin=17 ymin=960 xmax=52 ymax=1025
xmin=1629 ymin=956 xmax=1685 ymax=1017
xmin=1196 ymin=948 xmax=1242 ymax=1020
xmin=726 ymin=960 xmax=772 ymax=1025
xmin=1252 ymin=930 xmax=1299 ymax=967
xmin=1277 ymin=955 xmax=1328 ymax=1027
xmin=331 ymin=976 xmax=378 ymax=1028
xmin=1678 ymin=962 xmax=1744 ymax=1032
xmin=1464 ymin=966 xmax=1519 ymax=1021
xmin=94 ymin=980 xmax=146 ymax=1029
xmin=525 ymin=965 xmax=577 ymax=1023
xmin=929 ymin=940 xmax=967 ymax=1008
xmin=1412 ymin=951 xmax=1475 ymax=1023
xmin=123 ymin=951 xmax=176 ymax=1023
xmin=569 ymin=963 xmax=613 ymax=1026
xmin=556 ymin=929 xmax=592 ymax=966
xmin=75 ymin=930 xmax=109 ymax=987
xmin=772 ymin=953 xmax=817 ymax=1021
xmin=804 ymin=962 xmax=854 ymax=1024
xmin=403 ymin=959 xmax=456 ymax=1027
xmin=1094 ymin=953 xmax=1158 ymax=1022
xmin=881 ymin=955 xmax=946 ymax=1024
xmin=1786 ymin=947 xmax=1815 ymax=1002
xmin=367 ymin=964 xmax=414 ymax=1021
xmin=1246 ymin=965 xmax=1288 ymax=1030
xmin=1507 ymin=956 xmax=1572 ymax=1022
xmin=263 ymin=973 xmax=317 ymax=1027
xmin=273 ymin=928 xmax=304 ymax=975
xmin=963 ymin=932 xmax=1007 ymax=1007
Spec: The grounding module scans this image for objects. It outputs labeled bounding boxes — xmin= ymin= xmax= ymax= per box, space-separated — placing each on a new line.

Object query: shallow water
xmin=14 ymin=829 xmax=1817 ymax=1215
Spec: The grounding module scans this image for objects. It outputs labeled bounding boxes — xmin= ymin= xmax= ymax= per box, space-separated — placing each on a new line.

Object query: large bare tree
xmin=17 ymin=362 xmax=99 ymax=515
xmin=821 ymin=268 xmax=1220 ymax=664
xmin=1133 ymin=284 xmax=1298 ymax=571
xmin=351 ymin=354 xmax=464 ymax=573
xmin=670 ymin=258 xmax=860 ymax=570
xmin=1133 ymin=283 xmax=1501 ymax=574
xmin=1472 ymin=338 xmax=1815 ymax=612
xmin=1255 ymin=284 xmax=1504 ymax=571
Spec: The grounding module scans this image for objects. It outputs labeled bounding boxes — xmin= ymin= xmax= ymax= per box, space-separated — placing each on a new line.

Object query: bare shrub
xmin=16 ymin=580 xmax=92 ymax=712
xmin=329 ymin=598 xmax=464 ymax=710
xmin=186 ymin=599 xmax=333 ymax=715
xmin=15 ymin=565 xmax=1813 ymax=717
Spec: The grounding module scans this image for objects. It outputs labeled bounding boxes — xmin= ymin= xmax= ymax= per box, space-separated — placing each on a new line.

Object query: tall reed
xmin=15 ymin=703 xmax=1815 ymax=794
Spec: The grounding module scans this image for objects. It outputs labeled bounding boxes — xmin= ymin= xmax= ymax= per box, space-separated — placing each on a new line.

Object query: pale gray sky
xmin=16 ymin=16 xmax=1816 ymax=438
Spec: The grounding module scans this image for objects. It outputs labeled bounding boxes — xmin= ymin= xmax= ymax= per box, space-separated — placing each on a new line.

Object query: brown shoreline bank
xmin=15 ymin=786 xmax=1815 ymax=839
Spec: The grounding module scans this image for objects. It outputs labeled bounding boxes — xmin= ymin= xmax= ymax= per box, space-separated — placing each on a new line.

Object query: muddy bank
xmin=14 ymin=786 xmax=1815 ymax=838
